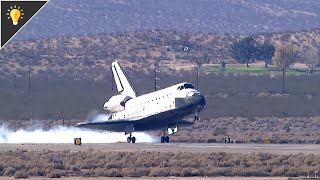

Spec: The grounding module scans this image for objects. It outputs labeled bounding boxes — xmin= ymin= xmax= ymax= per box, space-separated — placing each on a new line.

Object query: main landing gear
xmin=127 ymin=133 xmax=136 ymax=143
xmin=193 ymin=113 xmax=200 ymax=122
xmin=125 ymin=125 xmax=135 ymax=143
xmin=160 ymin=130 xmax=169 ymax=143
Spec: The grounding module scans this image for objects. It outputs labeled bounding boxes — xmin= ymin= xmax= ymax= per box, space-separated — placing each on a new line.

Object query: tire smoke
xmin=0 ymin=125 xmax=155 ymax=143
xmin=0 ymin=111 xmax=158 ymax=143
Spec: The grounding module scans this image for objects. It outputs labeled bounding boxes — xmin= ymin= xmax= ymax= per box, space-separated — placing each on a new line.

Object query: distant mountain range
xmin=13 ymin=0 xmax=320 ymax=40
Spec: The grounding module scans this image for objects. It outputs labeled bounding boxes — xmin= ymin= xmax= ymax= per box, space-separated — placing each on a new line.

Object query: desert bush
xmin=14 ymin=170 xmax=29 ymax=179
xmin=103 ymin=168 xmax=122 ymax=177
xmin=190 ymin=168 xmax=203 ymax=176
xmin=93 ymin=168 xmax=107 ymax=177
xmin=271 ymin=166 xmax=289 ymax=176
xmin=208 ymin=168 xmax=230 ymax=176
xmin=180 ymin=167 xmax=193 ymax=176
xmin=46 ymin=171 xmax=61 ymax=178
xmin=0 ymin=165 xmax=3 ymax=176
xmin=69 ymin=165 xmax=80 ymax=172
xmin=285 ymin=168 xmax=300 ymax=177
xmin=53 ymin=164 xmax=64 ymax=170
xmin=169 ymin=168 xmax=183 ymax=176
xmin=3 ymin=166 xmax=16 ymax=176
xmin=121 ymin=167 xmax=149 ymax=177
xmin=149 ymin=168 xmax=170 ymax=177
xmin=79 ymin=169 xmax=94 ymax=177
xmin=27 ymin=167 xmax=46 ymax=176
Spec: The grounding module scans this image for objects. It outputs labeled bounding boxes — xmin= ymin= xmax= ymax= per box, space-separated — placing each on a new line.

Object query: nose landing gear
xmin=160 ymin=130 xmax=169 ymax=143
xmin=127 ymin=133 xmax=136 ymax=143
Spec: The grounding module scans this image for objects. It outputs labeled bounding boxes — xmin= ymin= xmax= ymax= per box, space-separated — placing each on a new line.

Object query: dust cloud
xmin=0 ymin=126 xmax=154 ymax=143
xmin=0 ymin=113 xmax=156 ymax=143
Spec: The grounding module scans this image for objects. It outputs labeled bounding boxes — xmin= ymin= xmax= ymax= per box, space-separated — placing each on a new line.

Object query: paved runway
xmin=0 ymin=143 xmax=319 ymax=154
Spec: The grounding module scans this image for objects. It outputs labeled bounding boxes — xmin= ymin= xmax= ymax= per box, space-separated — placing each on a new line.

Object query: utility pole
xmin=194 ymin=57 xmax=203 ymax=90
xmin=282 ymin=67 xmax=285 ymax=94
xmin=61 ymin=108 xmax=65 ymax=127
xmin=196 ymin=66 xmax=199 ymax=89
xmin=154 ymin=62 xmax=160 ymax=91
xmin=28 ymin=66 xmax=31 ymax=96
xmin=28 ymin=65 xmax=32 ymax=121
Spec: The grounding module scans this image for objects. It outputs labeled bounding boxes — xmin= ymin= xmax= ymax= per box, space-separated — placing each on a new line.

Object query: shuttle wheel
xmin=165 ymin=136 xmax=169 ymax=143
xmin=127 ymin=137 xmax=131 ymax=143
xmin=131 ymin=137 xmax=136 ymax=143
xmin=127 ymin=135 xmax=136 ymax=143
xmin=160 ymin=136 xmax=170 ymax=143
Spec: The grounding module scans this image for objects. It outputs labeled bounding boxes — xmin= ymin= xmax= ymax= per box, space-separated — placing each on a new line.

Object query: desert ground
xmin=0 ymin=177 xmax=289 ymax=180
xmin=0 ymin=143 xmax=319 ymax=155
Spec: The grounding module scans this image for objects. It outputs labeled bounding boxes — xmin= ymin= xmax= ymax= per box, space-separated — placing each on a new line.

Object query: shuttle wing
xmin=76 ymin=116 xmax=144 ymax=132
xmin=76 ymin=120 xmax=132 ymax=132
xmin=111 ymin=61 xmax=137 ymax=97
xmin=77 ymin=118 xmax=194 ymax=132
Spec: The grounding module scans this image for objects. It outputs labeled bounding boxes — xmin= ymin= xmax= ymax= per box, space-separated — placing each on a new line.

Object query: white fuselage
xmin=108 ymin=83 xmax=199 ymax=121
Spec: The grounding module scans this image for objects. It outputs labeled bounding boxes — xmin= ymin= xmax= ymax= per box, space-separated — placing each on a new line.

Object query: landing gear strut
xmin=127 ymin=133 xmax=136 ymax=143
xmin=160 ymin=130 xmax=169 ymax=143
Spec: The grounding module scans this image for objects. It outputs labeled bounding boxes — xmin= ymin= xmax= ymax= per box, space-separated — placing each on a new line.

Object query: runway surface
xmin=0 ymin=143 xmax=319 ymax=154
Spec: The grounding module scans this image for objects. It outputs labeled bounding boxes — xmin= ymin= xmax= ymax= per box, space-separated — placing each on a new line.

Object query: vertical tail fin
xmin=111 ymin=61 xmax=137 ymax=97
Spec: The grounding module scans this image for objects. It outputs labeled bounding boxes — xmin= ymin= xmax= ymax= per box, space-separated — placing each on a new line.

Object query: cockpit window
xmin=177 ymin=84 xmax=194 ymax=90
xmin=177 ymin=86 xmax=184 ymax=90
xmin=184 ymin=84 xmax=194 ymax=89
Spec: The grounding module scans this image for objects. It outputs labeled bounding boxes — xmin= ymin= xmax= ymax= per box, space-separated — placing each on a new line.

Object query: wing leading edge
xmin=76 ymin=118 xmax=194 ymax=132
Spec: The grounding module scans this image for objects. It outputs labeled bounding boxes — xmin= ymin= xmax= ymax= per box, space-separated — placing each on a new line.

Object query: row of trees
xmin=188 ymin=39 xmax=318 ymax=93
xmin=230 ymin=37 xmax=275 ymax=68
xmin=230 ymin=37 xmax=320 ymax=70
xmin=230 ymin=37 xmax=320 ymax=93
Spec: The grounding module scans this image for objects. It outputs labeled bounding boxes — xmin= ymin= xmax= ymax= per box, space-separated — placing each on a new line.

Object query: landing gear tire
xmin=127 ymin=134 xmax=136 ymax=143
xmin=131 ymin=137 xmax=136 ymax=143
xmin=160 ymin=136 xmax=170 ymax=143
xmin=165 ymin=136 xmax=169 ymax=143
xmin=194 ymin=116 xmax=200 ymax=121
xmin=161 ymin=136 xmax=165 ymax=143
xmin=160 ymin=129 xmax=170 ymax=143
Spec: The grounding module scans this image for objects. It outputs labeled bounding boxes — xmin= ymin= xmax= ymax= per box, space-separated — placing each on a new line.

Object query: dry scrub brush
xmin=1 ymin=150 xmax=320 ymax=177
xmin=172 ymin=117 xmax=320 ymax=144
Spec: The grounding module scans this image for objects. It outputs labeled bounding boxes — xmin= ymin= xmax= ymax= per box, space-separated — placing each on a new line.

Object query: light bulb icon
xmin=7 ymin=5 xmax=24 ymax=26
xmin=10 ymin=9 xmax=21 ymax=25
